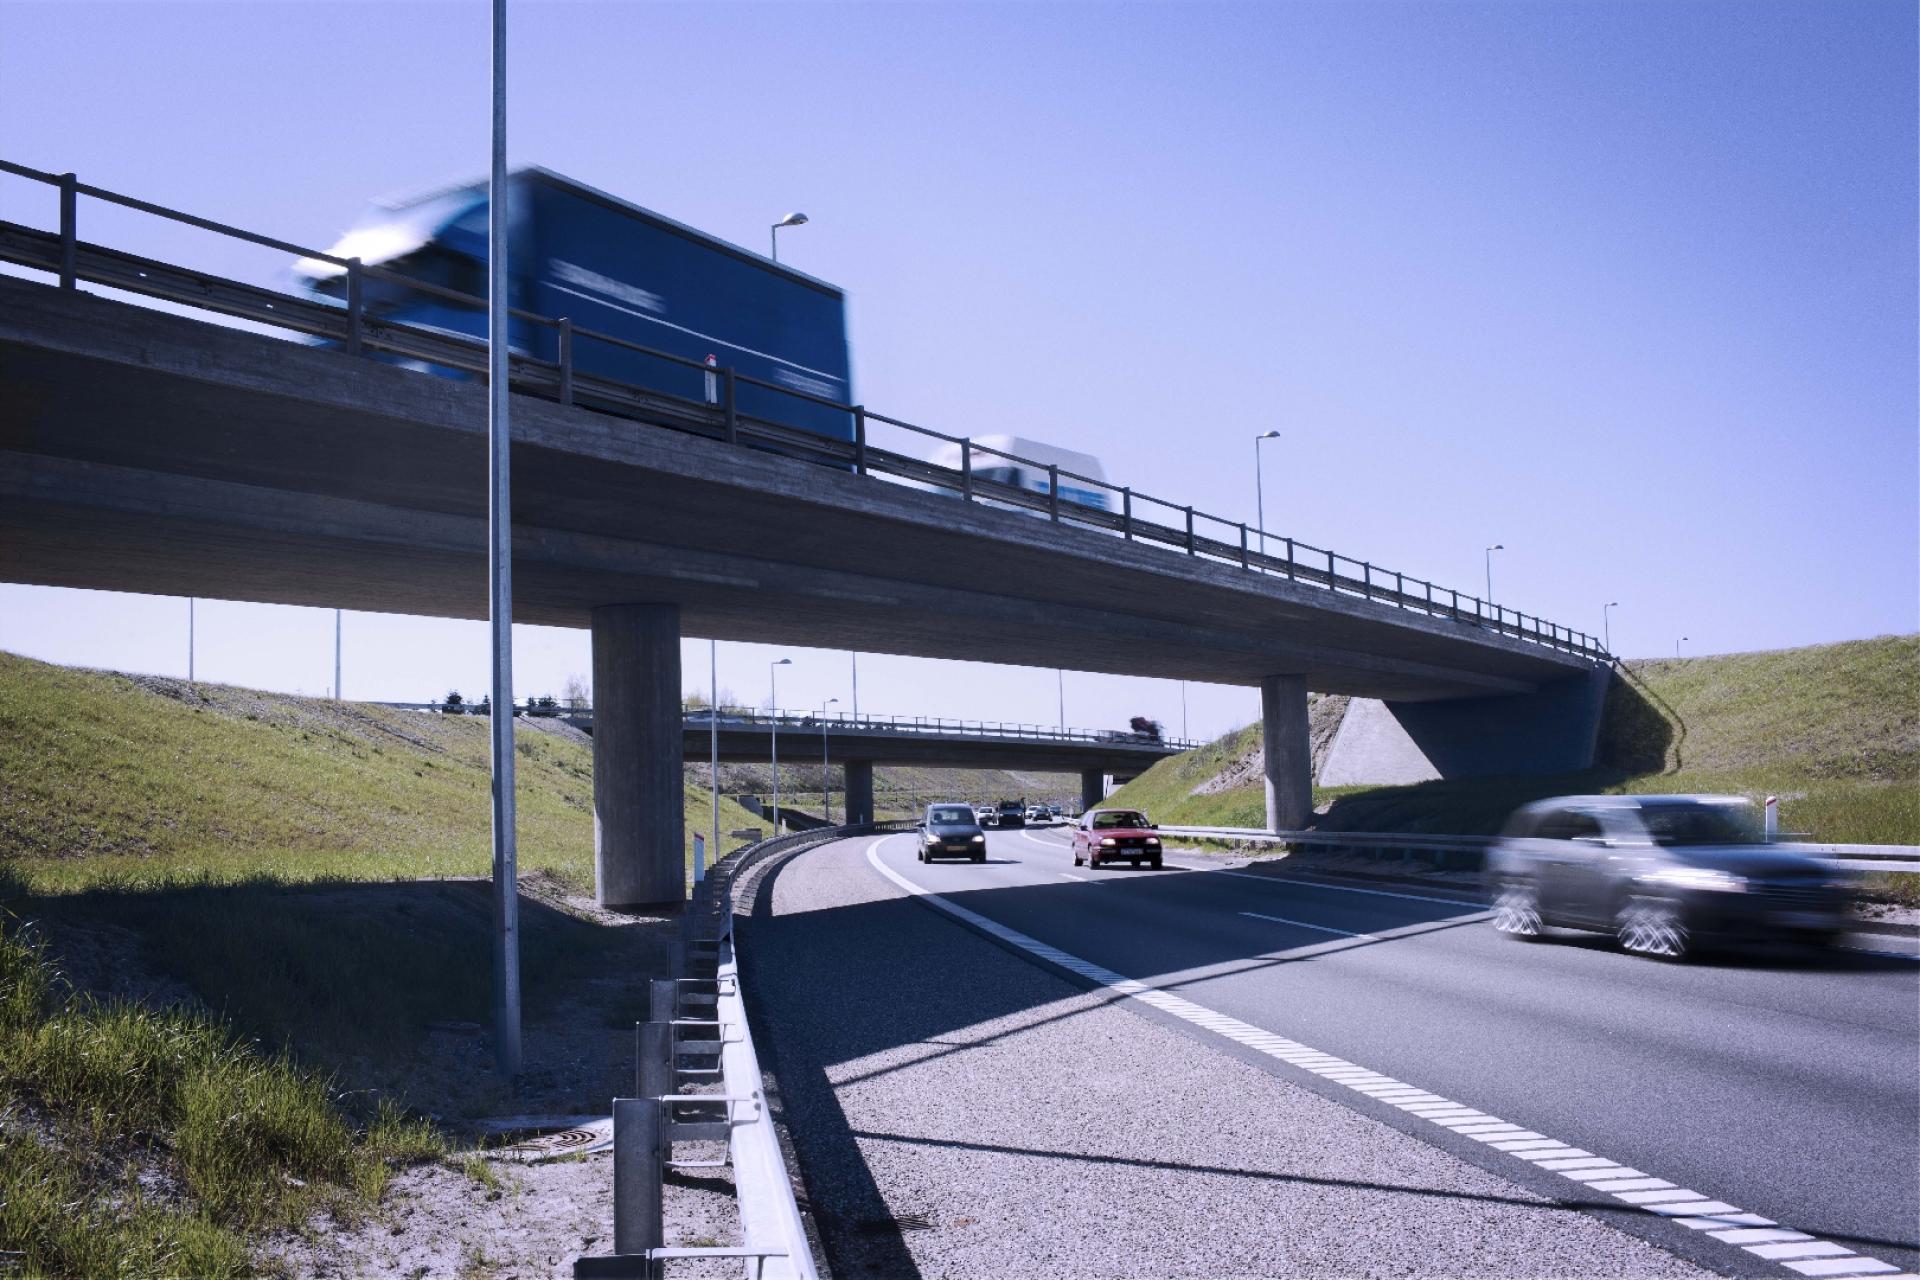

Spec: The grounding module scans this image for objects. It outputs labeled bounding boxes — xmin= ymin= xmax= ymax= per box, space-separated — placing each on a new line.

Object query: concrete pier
xmin=1262 ymin=674 xmax=1312 ymax=832
xmin=1081 ymin=768 xmax=1107 ymax=814
xmin=591 ymin=604 xmax=685 ymax=908
xmin=844 ymin=759 xmax=875 ymax=826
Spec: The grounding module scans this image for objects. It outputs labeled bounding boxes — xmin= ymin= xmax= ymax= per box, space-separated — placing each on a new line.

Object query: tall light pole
xmin=819 ymin=697 xmax=839 ymax=823
xmin=769 ymin=658 xmax=791 ymax=831
xmin=334 ymin=609 xmax=342 ymax=700
xmin=1180 ymin=680 xmax=1189 ymax=741
xmin=850 ymin=652 xmax=859 ymax=719
xmin=1603 ymin=601 xmax=1619 ymax=655
xmin=485 ymin=0 xmax=521 ymax=1080
xmin=1677 ymin=636 xmax=1688 ymax=660
xmin=770 ymin=211 xmax=808 ymax=262
xmin=1056 ymin=669 xmax=1065 ymax=731
xmin=1253 ymin=430 xmax=1281 ymax=570
xmin=187 ymin=597 xmax=195 ymax=682
xmin=1484 ymin=543 xmax=1504 ymax=613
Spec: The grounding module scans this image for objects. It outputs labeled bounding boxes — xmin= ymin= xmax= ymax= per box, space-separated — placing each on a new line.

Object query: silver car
xmin=1486 ymin=795 xmax=1856 ymax=960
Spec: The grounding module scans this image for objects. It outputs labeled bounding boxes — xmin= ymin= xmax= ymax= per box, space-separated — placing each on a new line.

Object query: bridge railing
xmin=370 ymin=699 xmax=1200 ymax=750
xmin=0 ymin=158 xmax=1606 ymax=663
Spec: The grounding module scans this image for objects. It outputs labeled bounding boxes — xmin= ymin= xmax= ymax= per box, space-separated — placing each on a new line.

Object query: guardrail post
xmin=1185 ymin=506 xmax=1195 ymax=554
xmin=1327 ymin=549 xmax=1335 ymax=585
xmin=854 ymin=405 xmax=868 ymax=475
xmin=344 ymin=258 xmax=364 ymax=355
xmin=57 ymin=172 xmax=77 ymax=290
xmin=1362 ymin=562 xmax=1371 ymax=599
xmin=1395 ymin=571 xmax=1403 ymax=602
xmin=1049 ymin=464 xmax=1060 ymax=522
xmin=1238 ymin=523 xmax=1248 ymax=568
xmin=1122 ymin=488 xmax=1133 ymax=540
xmin=557 ymin=318 xmax=573 ymax=404
xmin=722 ymin=368 xmax=738 ymax=444
xmin=961 ymin=439 xmax=973 ymax=501
xmin=612 ymin=1097 xmax=662 ymax=1259
xmin=1284 ymin=537 xmax=1295 ymax=580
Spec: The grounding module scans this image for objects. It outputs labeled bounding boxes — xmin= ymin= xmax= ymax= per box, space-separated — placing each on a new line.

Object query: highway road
xmin=739 ymin=827 xmax=1919 ymax=1279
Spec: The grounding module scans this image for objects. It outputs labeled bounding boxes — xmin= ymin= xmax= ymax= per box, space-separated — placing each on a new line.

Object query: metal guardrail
xmin=371 ymin=699 xmax=1197 ymax=751
xmin=0 ymin=157 xmax=1609 ymax=664
xmin=1159 ymin=825 xmax=1920 ymax=874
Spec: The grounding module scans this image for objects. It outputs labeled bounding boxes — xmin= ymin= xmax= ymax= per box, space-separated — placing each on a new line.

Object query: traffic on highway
xmin=742 ymin=816 xmax=1919 ymax=1280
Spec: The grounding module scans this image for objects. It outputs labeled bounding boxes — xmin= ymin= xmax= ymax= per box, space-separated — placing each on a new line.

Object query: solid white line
xmin=1240 ymin=910 xmax=1380 ymax=939
xmin=1203 ymin=867 xmax=1485 ymax=908
xmin=855 ymin=834 xmax=1902 ymax=1278
xmin=1058 ymin=873 xmax=1087 ymax=882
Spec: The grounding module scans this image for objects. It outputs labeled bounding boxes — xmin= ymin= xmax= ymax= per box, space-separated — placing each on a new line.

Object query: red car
xmin=1073 ymin=808 xmax=1164 ymax=869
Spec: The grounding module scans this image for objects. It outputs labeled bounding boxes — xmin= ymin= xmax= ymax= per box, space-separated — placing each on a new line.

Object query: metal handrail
xmin=0 ymin=158 xmax=1609 ymax=663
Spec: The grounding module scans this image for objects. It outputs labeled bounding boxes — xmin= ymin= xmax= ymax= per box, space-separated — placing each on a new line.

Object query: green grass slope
xmin=1107 ymin=635 xmax=1920 ymax=845
xmin=0 ymin=650 xmax=759 ymax=895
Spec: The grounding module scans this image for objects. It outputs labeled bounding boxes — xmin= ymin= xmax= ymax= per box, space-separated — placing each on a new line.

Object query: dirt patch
xmin=1190 ymin=694 xmax=1350 ymax=796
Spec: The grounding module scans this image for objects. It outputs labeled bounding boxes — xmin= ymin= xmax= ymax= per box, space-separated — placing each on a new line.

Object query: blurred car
xmin=995 ymin=800 xmax=1027 ymax=829
xmin=1486 ymin=795 xmax=1857 ymax=959
xmin=1073 ymin=808 xmax=1163 ymax=869
xmin=919 ymin=803 xmax=987 ymax=863
xmin=1024 ymin=805 xmax=1050 ymax=824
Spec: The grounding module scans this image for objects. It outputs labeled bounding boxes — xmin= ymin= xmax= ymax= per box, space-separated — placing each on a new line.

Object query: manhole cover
xmin=488 ymin=1117 xmax=614 ymax=1163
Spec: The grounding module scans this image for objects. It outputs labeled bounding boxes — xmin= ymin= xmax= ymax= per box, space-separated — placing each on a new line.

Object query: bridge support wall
xmin=844 ymin=760 xmax=875 ymax=826
xmin=1262 ymin=674 xmax=1313 ymax=832
xmin=1318 ymin=668 xmax=1612 ymax=787
xmin=1080 ymin=769 xmax=1107 ymax=813
xmin=591 ymin=603 xmax=685 ymax=908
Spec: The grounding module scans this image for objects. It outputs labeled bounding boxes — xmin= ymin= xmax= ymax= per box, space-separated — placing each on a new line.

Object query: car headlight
xmin=1646 ymin=867 xmax=1747 ymax=893
xmin=1100 ymin=837 xmax=1116 ymax=846
xmin=923 ymin=833 xmax=939 ymax=844
xmin=1146 ymin=837 xmax=1160 ymax=845
xmin=971 ymin=834 xmax=985 ymax=843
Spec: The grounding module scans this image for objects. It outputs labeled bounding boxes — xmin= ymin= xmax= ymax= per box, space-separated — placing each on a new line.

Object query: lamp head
xmin=774 ymin=212 xmax=809 ymax=229
xmin=773 ymin=658 xmax=792 ymax=667
xmin=1488 ymin=543 xmax=1504 ymax=552
xmin=1256 ymin=430 xmax=1281 ymax=440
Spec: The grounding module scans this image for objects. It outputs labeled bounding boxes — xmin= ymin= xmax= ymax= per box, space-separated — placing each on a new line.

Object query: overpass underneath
xmin=0 ymin=269 xmax=1608 ymax=907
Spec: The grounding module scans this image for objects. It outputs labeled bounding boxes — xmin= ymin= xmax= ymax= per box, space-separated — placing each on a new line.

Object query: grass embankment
xmin=0 ymin=909 xmax=443 ymax=1278
xmin=0 ymin=651 xmax=761 ymax=895
xmin=1108 ymin=636 xmax=1920 ymax=852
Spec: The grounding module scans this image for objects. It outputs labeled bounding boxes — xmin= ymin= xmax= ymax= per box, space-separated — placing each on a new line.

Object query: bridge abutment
xmin=1262 ymin=674 xmax=1313 ymax=832
xmin=844 ymin=759 xmax=875 ymax=826
xmin=591 ymin=603 xmax=685 ymax=908
xmin=1080 ymin=768 xmax=1107 ymax=813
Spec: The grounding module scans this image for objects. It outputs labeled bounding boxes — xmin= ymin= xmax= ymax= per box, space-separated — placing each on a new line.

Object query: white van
xmin=927 ymin=435 xmax=1115 ymax=513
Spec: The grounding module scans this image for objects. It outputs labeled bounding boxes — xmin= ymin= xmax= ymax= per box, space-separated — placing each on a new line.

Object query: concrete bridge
xmin=382 ymin=702 xmax=1187 ymax=816
xmin=0 ymin=182 xmax=1608 ymax=907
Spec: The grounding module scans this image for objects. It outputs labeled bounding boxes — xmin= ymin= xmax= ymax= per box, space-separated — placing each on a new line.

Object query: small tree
xmin=442 ymin=690 xmax=465 ymax=714
xmin=561 ymin=672 xmax=590 ymax=710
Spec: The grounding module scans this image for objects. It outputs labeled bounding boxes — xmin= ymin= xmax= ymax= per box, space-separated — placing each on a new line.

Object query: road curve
xmin=735 ymin=827 xmax=1891 ymax=1278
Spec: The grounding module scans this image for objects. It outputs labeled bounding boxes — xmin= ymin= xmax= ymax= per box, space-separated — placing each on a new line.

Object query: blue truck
xmin=294 ymin=167 xmax=854 ymax=447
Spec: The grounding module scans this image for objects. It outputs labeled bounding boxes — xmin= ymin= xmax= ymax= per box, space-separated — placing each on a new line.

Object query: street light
xmin=769 ymin=659 xmax=792 ymax=831
xmin=1677 ymin=636 xmax=1688 ymax=660
xmin=1253 ymin=431 xmax=1281 ymax=570
xmin=1056 ymin=668 xmax=1065 ymax=731
xmin=1603 ymin=601 xmax=1620 ymax=654
xmin=819 ymin=697 xmax=839 ymax=823
xmin=770 ymin=212 xmax=808 ymax=262
xmin=334 ymin=608 xmax=342 ymax=700
xmin=1484 ymin=543 xmax=1504 ymax=604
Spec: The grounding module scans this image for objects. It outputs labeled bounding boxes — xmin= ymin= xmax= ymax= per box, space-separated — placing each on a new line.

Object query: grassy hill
xmin=1106 ymin=635 xmax=1920 ymax=846
xmin=0 ymin=650 xmax=761 ymax=895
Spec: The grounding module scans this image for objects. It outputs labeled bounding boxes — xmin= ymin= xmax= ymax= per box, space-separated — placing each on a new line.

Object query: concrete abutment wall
xmin=1262 ymin=674 xmax=1313 ymax=831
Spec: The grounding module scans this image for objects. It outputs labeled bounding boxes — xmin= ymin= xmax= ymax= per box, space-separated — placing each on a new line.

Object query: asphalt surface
xmin=733 ymin=828 xmax=1916 ymax=1277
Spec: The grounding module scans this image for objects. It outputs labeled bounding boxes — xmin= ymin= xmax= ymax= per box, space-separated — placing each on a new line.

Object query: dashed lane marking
xmin=1241 ymin=910 xmax=1379 ymax=940
xmin=862 ymin=835 xmax=1916 ymax=1280
xmin=1058 ymin=873 xmax=1086 ymax=882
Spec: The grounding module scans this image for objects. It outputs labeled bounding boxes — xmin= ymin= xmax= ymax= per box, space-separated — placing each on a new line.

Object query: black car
xmin=919 ymin=803 xmax=987 ymax=863
xmin=1486 ymin=795 xmax=1857 ymax=959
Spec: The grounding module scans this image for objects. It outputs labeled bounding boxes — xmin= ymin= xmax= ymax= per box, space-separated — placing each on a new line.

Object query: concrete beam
xmin=844 ymin=760 xmax=875 ymax=826
xmin=1262 ymin=674 xmax=1312 ymax=832
xmin=591 ymin=604 xmax=684 ymax=908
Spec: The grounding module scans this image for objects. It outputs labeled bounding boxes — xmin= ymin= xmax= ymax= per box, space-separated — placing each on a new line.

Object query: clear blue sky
xmin=2 ymin=0 xmax=1914 ymax=739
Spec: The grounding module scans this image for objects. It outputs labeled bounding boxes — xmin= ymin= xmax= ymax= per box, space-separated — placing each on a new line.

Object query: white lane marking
xmin=1240 ymin=910 xmax=1380 ymax=940
xmin=1058 ymin=873 xmax=1086 ymax=882
xmin=859 ymin=834 xmax=1909 ymax=1280
xmin=1189 ymin=866 xmax=1485 ymax=909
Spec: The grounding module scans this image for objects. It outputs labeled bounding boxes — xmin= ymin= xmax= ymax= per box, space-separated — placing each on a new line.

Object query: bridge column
xmin=1080 ymin=768 xmax=1107 ymax=813
xmin=1262 ymin=673 xmax=1312 ymax=832
xmin=591 ymin=604 xmax=684 ymax=908
xmin=844 ymin=759 xmax=875 ymax=826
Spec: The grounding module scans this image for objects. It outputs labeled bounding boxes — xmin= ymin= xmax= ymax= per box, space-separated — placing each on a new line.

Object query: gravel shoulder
xmin=741 ymin=834 xmax=1713 ymax=1279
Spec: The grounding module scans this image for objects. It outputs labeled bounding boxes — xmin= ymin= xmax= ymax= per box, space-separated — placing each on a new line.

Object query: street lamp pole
xmin=1677 ymin=636 xmax=1688 ymax=660
xmin=334 ymin=609 xmax=342 ymax=700
xmin=187 ymin=597 xmax=195 ymax=682
xmin=819 ymin=697 xmax=839 ymax=823
xmin=1484 ymin=543 xmax=1504 ymax=604
xmin=708 ymin=639 xmax=719 ymax=880
xmin=1254 ymin=431 xmax=1280 ymax=570
xmin=769 ymin=659 xmax=791 ymax=831
xmin=1056 ymin=668 xmax=1065 ymax=731
xmin=1603 ymin=601 xmax=1620 ymax=655
xmin=485 ymin=0 xmax=522 ymax=1081
xmin=1180 ymin=681 xmax=1188 ymax=740
xmin=770 ymin=211 xmax=808 ymax=263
